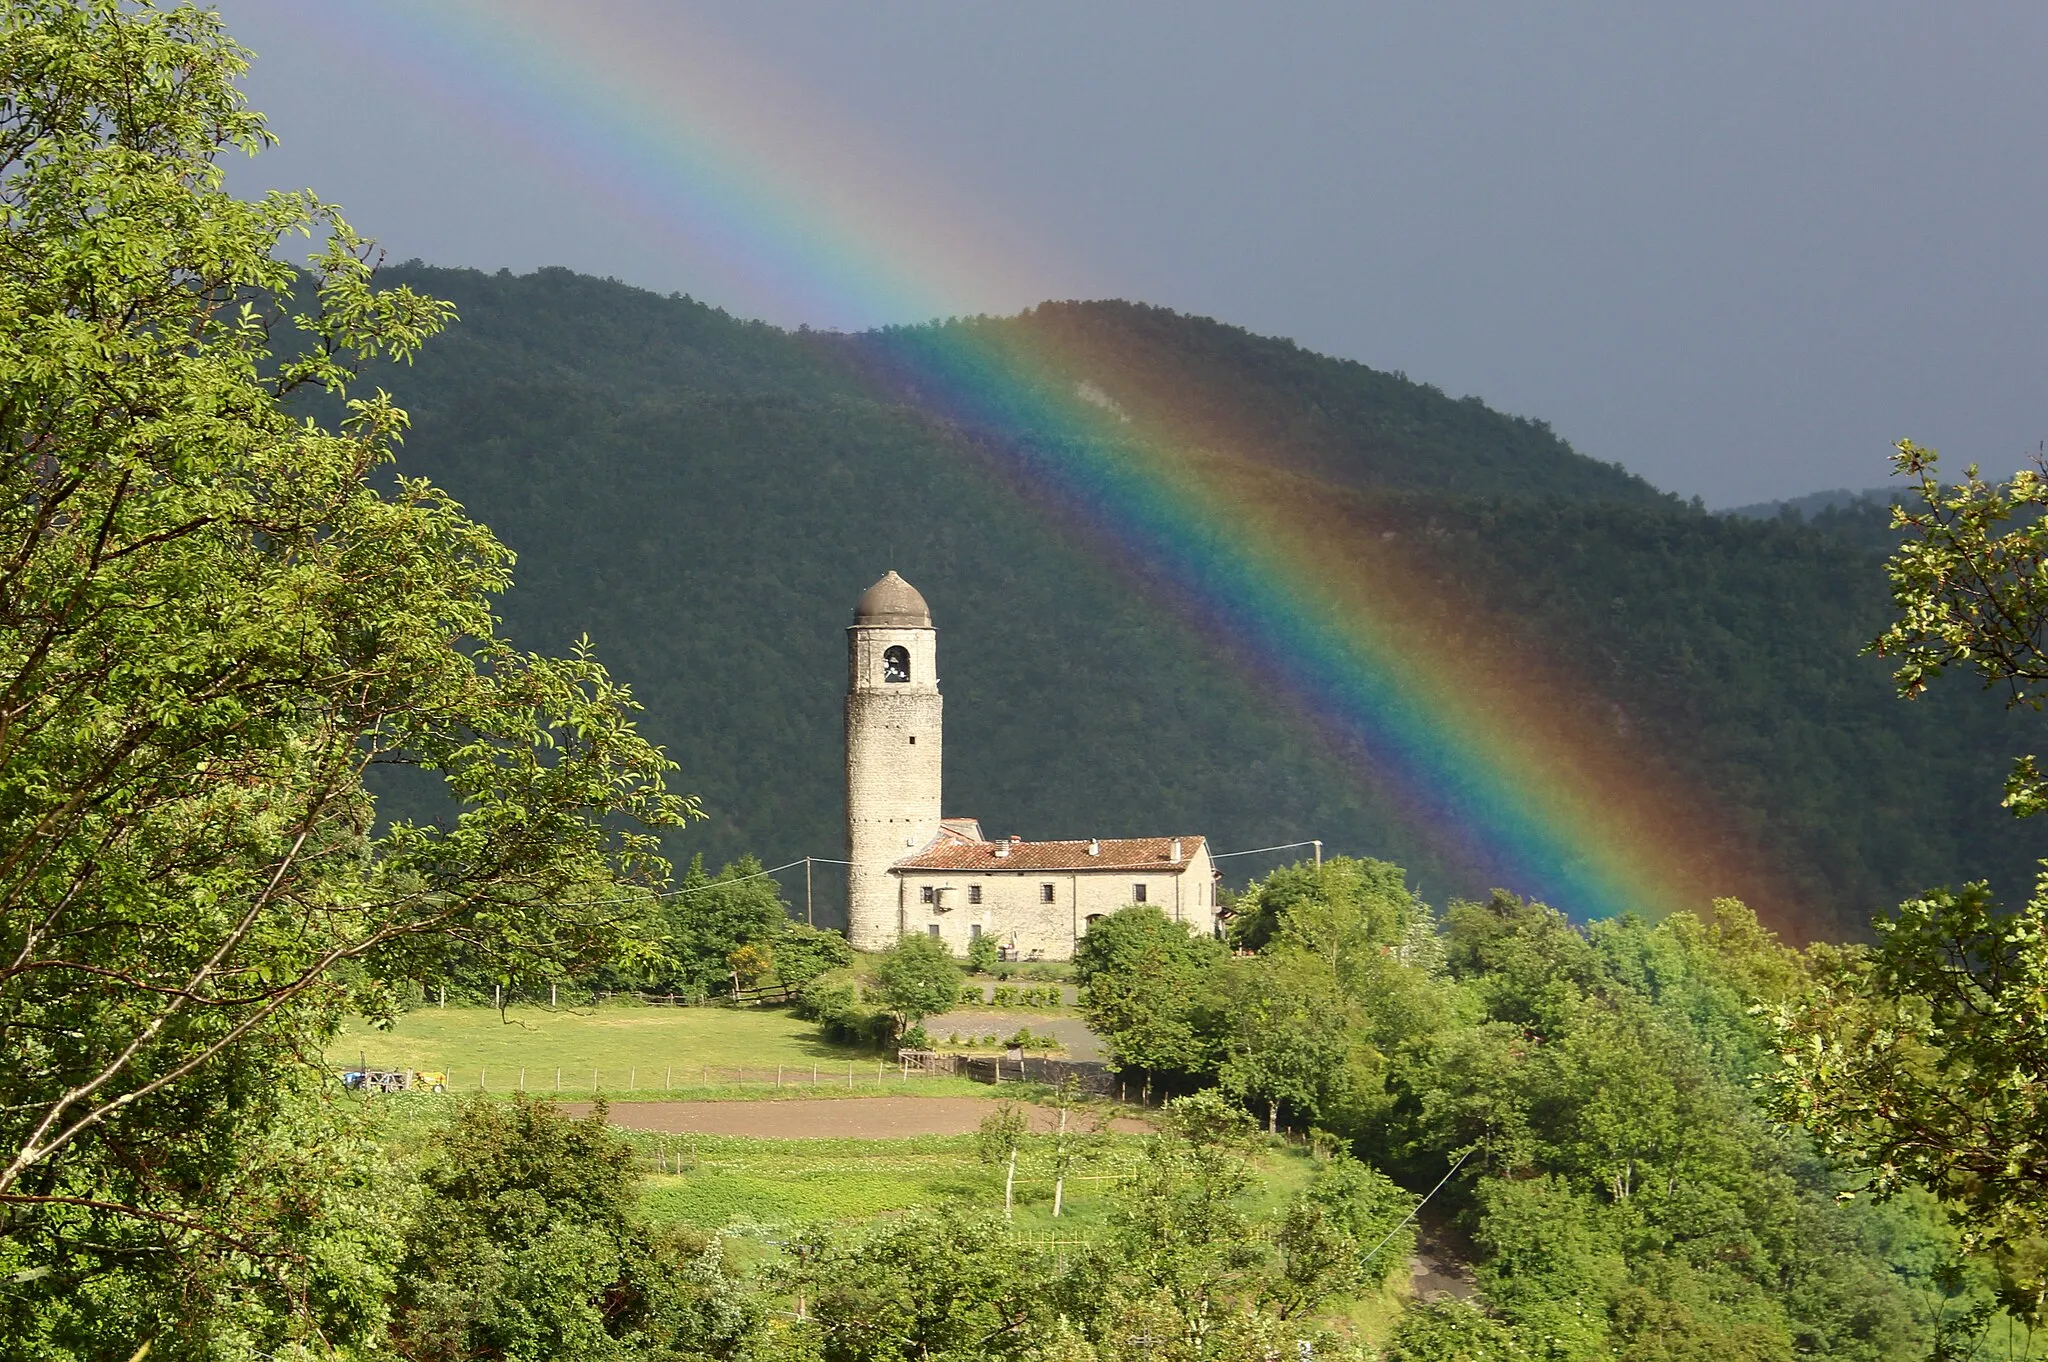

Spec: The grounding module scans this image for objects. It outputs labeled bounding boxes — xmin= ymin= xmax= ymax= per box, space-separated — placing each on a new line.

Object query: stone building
xmin=844 ymin=571 xmax=1219 ymax=958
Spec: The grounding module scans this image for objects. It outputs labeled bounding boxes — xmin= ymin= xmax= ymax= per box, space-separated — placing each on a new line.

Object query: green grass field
xmin=632 ymin=1130 xmax=1314 ymax=1238
xmin=329 ymin=1002 xmax=872 ymax=1090
xmin=329 ymin=1000 xmax=1108 ymax=1094
xmin=339 ymin=1003 xmax=1406 ymax=1345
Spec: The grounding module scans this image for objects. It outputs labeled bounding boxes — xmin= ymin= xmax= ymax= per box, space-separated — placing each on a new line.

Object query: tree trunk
xmin=1268 ymin=1099 xmax=1278 ymax=1135
xmin=1054 ymin=1106 xmax=1068 ymax=1217
xmin=1005 ymin=1147 xmax=1017 ymax=1219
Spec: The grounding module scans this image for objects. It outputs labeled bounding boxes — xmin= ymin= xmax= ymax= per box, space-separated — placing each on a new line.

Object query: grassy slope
xmin=327 ymin=1001 xmax=1093 ymax=1092
xmin=331 ymin=1003 xmax=863 ymax=1084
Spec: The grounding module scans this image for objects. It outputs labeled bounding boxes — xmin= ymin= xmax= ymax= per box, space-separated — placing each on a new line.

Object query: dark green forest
xmin=367 ymin=264 xmax=2041 ymax=941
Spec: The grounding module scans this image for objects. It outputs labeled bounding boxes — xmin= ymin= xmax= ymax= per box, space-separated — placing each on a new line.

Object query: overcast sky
xmin=219 ymin=3 xmax=2048 ymax=506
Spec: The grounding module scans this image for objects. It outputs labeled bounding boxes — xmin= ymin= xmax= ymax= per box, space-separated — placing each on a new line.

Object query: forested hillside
xmin=369 ymin=265 xmax=2043 ymax=940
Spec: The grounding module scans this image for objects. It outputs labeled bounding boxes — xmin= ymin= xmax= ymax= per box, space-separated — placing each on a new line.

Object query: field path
xmin=565 ymin=1096 xmax=1150 ymax=1138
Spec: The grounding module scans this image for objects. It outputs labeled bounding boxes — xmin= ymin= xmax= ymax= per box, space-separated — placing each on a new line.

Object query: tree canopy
xmin=1767 ymin=440 xmax=2048 ymax=1323
xmin=0 ymin=1 xmax=690 ymax=1336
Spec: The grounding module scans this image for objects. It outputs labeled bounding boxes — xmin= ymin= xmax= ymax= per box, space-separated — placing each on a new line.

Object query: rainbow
xmin=267 ymin=1 xmax=1772 ymax=924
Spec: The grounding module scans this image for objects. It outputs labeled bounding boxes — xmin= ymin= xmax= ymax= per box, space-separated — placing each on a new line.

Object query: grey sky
xmin=220 ymin=2 xmax=2048 ymax=506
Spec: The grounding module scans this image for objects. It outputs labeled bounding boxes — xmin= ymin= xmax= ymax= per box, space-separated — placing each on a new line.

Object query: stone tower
xmin=845 ymin=571 xmax=942 ymax=950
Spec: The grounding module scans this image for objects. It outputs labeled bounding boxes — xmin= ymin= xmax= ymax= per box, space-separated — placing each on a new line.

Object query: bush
xmin=796 ymin=968 xmax=898 ymax=1049
xmin=873 ymin=933 xmax=964 ymax=1029
xmin=390 ymin=1096 xmax=762 ymax=1359
xmin=1003 ymin=1027 xmax=1060 ymax=1052
xmin=966 ymin=933 xmax=1000 ymax=974
xmin=793 ymin=968 xmax=860 ymax=1023
xmin=774 ymin=921 xmax=854 ymax=989
xmin=1382 ymin=1299 xmax=1524 ymax=1361
xmin=957 ymin=984 xmax=986 ymax=1007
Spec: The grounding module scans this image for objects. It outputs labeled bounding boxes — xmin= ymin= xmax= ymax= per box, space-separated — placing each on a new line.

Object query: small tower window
xmin=919 ymin=885 xmax=935 ymax=904
xmin=968 ymin=884 xmax=983 ymax=904
xmin=1132 ymin=883 xmax=1148 ymax=903
xmin=883 ymin=646 xmax=910 ymax=683
xmin=1040 ymin=883 xmax=1055 ymax=903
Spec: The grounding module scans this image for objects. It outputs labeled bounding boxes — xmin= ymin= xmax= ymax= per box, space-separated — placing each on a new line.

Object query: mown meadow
xmin=327 ymin=998 xmax=1081 ymax=1095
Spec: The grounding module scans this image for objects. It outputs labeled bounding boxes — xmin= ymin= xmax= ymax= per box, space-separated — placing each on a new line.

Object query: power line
xmin=549 ymin=854 xmax=854 ymax=909
xmin=550 ymin=858 xmax=809 ymax=908
xmin=1211 ymin=839 xmax=1321 ymax=860
xmin=557 ymin=840 xmax=1318 ymax=911
xmin=1358 ymin=1148 xmax=1473 ymax=1269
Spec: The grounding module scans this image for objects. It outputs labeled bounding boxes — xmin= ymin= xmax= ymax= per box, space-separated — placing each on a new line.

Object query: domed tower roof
xmin=854 ymin=571 xmax=932 ymax=627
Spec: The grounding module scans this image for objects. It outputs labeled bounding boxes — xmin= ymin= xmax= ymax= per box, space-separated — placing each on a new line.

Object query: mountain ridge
xmin=361 ymin=264 xmax=2042 ymax=940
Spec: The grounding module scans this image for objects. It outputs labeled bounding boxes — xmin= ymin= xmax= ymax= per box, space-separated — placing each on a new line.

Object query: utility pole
xmin=805 ymin=857 xmax=814 ymax=926
xmin=1312 ymin=839 xmax=1322 ymax=868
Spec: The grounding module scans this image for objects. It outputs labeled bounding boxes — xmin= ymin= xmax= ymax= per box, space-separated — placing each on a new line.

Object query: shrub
xmin=793 ymin=968 xmax=860 ymax=1023
xmin=966 ymin=933 xmax=1000 ymax=974
xmin=774 ymin=922 xmax=855 ymax=989
xmin=390 ymin=1097 xmax=762 ymax=1359
xmin=873 ymin=934 xmax=964 ymax=1030
xmin=726 ymin=940 xmax=774 ymax=990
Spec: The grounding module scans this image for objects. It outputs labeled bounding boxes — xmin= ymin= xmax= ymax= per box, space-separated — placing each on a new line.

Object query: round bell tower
xmin=845 ymin=571 xmax=942 ymax=950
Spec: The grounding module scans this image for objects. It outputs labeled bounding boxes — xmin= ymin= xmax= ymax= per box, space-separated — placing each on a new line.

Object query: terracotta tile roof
xmin=892 ymin=835 xmax=1208 ymax=873
xmin=937 ymin=817 xmax=984 ymax=843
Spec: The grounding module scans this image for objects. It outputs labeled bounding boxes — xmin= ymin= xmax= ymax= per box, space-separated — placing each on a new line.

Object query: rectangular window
xmin=919 ymin=885 xmax=935 ymax=904
xmin=927 ymin=924 xmax=941 ymax=938
xmin=1132 ymin=883 xmax=1148 ymax=903
xmin=1040 ymin=883 xmax=1055 ymax=903
xmin=970 ymin=923 xmax=983 ymax=941
xmin=968 ymin=884 xmax=983 ymax=905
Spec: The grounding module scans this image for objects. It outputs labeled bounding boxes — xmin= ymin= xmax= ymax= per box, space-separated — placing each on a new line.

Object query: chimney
xmin=994 ymin=842 xmax=1009 ymax=858
xmin=1170 ymin=838 xmax=1183 ymax=863
xmin=1087 ymin=839 xmax=1100 ymax=857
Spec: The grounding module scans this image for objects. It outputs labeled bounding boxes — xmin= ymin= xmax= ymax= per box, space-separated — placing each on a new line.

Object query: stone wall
xmin=894 ymin=843 xmax=1219 ymax=960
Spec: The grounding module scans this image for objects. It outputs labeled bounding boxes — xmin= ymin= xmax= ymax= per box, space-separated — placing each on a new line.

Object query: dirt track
xmin=563 ymin=1096 xmax=1150 ymax=1138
